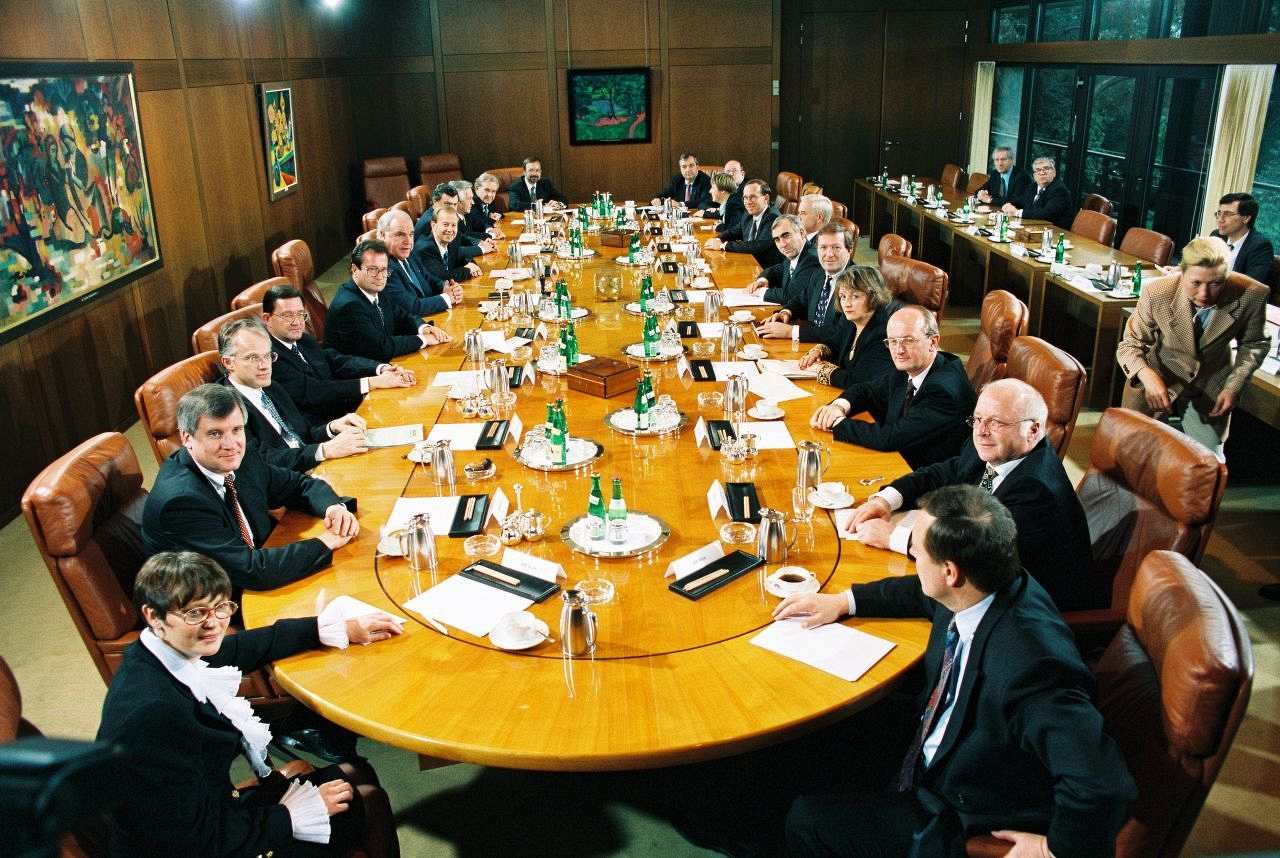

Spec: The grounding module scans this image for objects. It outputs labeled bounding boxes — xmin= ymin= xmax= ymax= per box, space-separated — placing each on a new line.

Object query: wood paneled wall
xmin=0 ymin=0 xmax=358 ymax=519
xmin=341 ymin=0 xmax=780 ymax=207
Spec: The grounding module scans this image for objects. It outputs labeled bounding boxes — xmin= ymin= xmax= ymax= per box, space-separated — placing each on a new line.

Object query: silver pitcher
xmin=484 ymin=358 xmax=511 ymax=399
xmin=724 ymin=373 xmax=749 ymax=422
xmin=463 ymin=328 xmax=486 ymax=365
xmin=560 ymin=590 xmax=597 ymax=657
xmin=756 ymin=507 xmax=797 ymax=565
xmin=796 ymin=440 xmax=831 ymax=494
xmin=399 ymin=513 xmax=437 ymax=591
xmin=703 ymin=289 xmax=723 ymax=323
xmin=719 ymin=322 xmax=742 ymax=361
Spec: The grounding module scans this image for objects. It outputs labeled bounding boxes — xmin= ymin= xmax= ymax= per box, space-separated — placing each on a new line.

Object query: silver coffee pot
xmin=560 ymin=590 xmax=597 ymax=657
xmin=756 ymin=507 xmax=797 ymax=565
xmin=795 ymin=440 xmax=831 ymax=494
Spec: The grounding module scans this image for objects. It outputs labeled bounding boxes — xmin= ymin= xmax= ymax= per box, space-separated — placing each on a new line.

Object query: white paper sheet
xmin=403 ymin=574 xmax=532 ymax=637
xmin=751 ymin=620 xmax=896 ymax=682
xmin=500 ymin=548 xmax=564 ymax=582
xmin=737 ymin=420 xmax=795 ymax=450
xmin=319 ymin=595 xmax=407 ymax=626
xmin=697 ymin=322 xmax=725 ymax=338
xmin=710 ymin=361 xmax=760 ymax=379
xmin=489 ymin=268 xmax=532 ymax=280
xmin=487 ymin=488 xmax=509 ymax=527
xmin=759 ymin=359 xmax=818 ymax=379
xmin=432 ymin=369 xmax=486 ymax=388
xmin=384 ymin=496 xmax=462 ymax=533
xmin=722 ymin=288 xmax=780 ymax=308
xmin=748 ymin=372 xmax=812 ymax=403
xmin=364 ymin=424 xmax=424 ymax=448
xmin=424 ymin=423 xmax=486 ymax=450
xmin=682 ymin=291 xmax=707 ymax=304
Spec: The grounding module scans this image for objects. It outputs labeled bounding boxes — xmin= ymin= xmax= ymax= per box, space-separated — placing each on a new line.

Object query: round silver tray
xmin=621 ymin=343 xmax=684 ymax=362
xmin=511 ymin=436 xmax=605 ymax=472
xmin=614 ymin=255 xmax=655 ymax=267
xmin=623 ymin=301 xmax=675 ymax=317
xmin=554 ymin=248 xmax=597 ymax=259
xmin=560 ymin=512 xmax=671 ymax=558
xmin=536 ymin=307 xmax=592 ymax=323
xmin=605 ymin=408 xmax=688 ymax=436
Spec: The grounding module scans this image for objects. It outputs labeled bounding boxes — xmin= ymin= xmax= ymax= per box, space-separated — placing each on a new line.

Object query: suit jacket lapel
xmin=179 ymin=450 xmax=239 ymax=532
xmin=1202 ymin=291 xmax=1242 ymax=346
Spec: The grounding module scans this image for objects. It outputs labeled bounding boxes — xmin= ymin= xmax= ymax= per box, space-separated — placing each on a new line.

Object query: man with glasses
xmin=841 ymin=378 xmax=1095 ymax=611
xmin=1210 ymin=192 xmax=1274 ymax=284
xmin=417 ymin=206 xmax=483 ymax=283
xmin=142 ymin=383 xmax=360 ymax=593
xmin=809 ymin=306 xmax=974 ymax=468
xmin=1002 ymin=156 xmax=1072 ymax=229
xmin=704 ymin=178 xmax=784 ymax=269
xmin=217 ymin=318 xmax=369 ymax=473
xmin=264 ymin=284 xmax=414 ymax=426
xmin=974 ymin=146 xmax=1031 ymax=210
xmin=325 ymin=238 xmax=451 ymax=362
xmin=744 ymin=214 xmax=819 ymax=303
xmin=507 ymin=157 xmax=567 ymax=212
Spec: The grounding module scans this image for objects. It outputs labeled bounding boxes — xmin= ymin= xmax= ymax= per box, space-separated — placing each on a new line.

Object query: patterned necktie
xmin=684 ymin=182 xmax=692 ymax=204
xmin=222 ymin=474 xmax=255 ymax=549
xmin=1033 ymin=186 xmax=1043 ymax=203
xmin=978 ymin=464 xmax=998 ymax=493
xmin=815 ymin=276 xmax=834 ymax=321
xmin=897 ymin=621 xmax=960 ymax=791
xmin=292 ymin=343 xmax=309 ymax=367
xmin=256 ymin=391 xmax=302 ymax=447
xmin=372 ymin=296 xmax=384 ymax=325
xmin=401 ymin=259 xmax=424 ymax=296
xmin=901 ymin=381 xmax=917 ymax=416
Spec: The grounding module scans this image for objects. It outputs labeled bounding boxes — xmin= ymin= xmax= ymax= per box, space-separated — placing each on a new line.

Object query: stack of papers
xmin=736 ymin=421 xmax=796 ymax=449
xmin=759 ymin=359 xmax=818 ymax=379
xmin=363 ymin=424 xmax=424 ymax=447
xmin=751 ymin=620 xmax=895 ymax=681
xmin=748 ymin=371 xmax=812 ymax=403
xmin=721 ymin=288 xmax=780 ymax=308
xmin=403 ymin=575 xmax=532 ymax=637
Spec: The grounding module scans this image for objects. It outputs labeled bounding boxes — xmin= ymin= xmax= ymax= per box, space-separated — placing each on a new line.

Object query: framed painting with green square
xmin=567 ymin=68 xmax=651 ymax=146
xmin=260 ymin=82 xmax=298 ymax=201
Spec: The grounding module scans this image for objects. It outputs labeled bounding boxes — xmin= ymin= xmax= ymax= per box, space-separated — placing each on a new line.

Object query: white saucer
xmin=765 ymin=567 xmax=819 ymax=598
xmin=737 ymin=349 xmax=768 ymax=361
xmin=747 ymin=406 xmax=784 ymax=421
xmin=809 ymin=489 xmax=855 ymax=510
xmin=489 ymin=611 xmax=551 ymax=651
xmin=377 ymin=530 xmax=405 ymax=556
xmin=730 ymin=310 xmax=756 ymax=323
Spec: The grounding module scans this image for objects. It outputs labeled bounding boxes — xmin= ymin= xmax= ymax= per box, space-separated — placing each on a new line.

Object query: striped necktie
xmin=256 ymin=391 xmax=302 ymax=447
xmin=222 ymin=474 xmax=255 ymax=548
xmin=897 ymin=621 xmax=960 ymax=790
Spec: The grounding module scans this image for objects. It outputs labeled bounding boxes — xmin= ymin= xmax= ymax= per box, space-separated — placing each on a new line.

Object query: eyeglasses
xmin=966 ymin=415 xmax=1035 ymax=430
xmin=169 ymin=600 xmax=238 ymax=624
xmin=235 ymin=351 xmax=278 ymax=366
xmin=1213 ymin=210 xmax=1240 ymax=218
xmin=361 ymin=266 xmax=390 ymax=277
xmin=272 ymin=311 xmax=310 ymax=322
xmin=883 ymin=336 xmax=925 ymax=348
xmin=1032 ymin=166 xmax=1054 ymax=174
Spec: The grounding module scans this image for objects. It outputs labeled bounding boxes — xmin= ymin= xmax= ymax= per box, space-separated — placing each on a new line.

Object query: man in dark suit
xmin=217 ymin=317 xmax=369 ymax=473
xmin=468 ymin=172 xmax=506 ymax=239
xmin=325 ymin=238 xmax=452 ymax=362
xmin=379 ymin=208 xmax=461 ymax=317
xmin=975 ymin=146 xmax=1033 ymax=210
xmin=507 ymin=157 xmax=567 ymax=212
xmin=745 ymin=214 xmax=819 ymax=304
xmin=811 ymin=305 xmax=976 ymax=468
xmin=263 ymin=283 xmax=415 ymax=425
xmin=705 ymin=178 xmax=784 ymax=269
xmin=845 ymin=378 xmax=1097 ymax=611
xmin=415 ymin=207 xmax=483 ymax=283
xmin=449 ymin=179 xmax=500 ymax=249
xmin=1003 ymin=156 xmax=1073 ymax=229
xmin=651 ymin=152 xmax=712 ymax=210
xmin=1211 ymin=192 xmax=1275 ymax=283
xmin=796 ymin=193 xmax=833 ymax=246
xmin=141 ymin=384 xmax=360 ymax=593
xmin=755 ymin=221 xmax=855 ymax=342
xmin=776 ymin=485 xmax=1135 ymax=858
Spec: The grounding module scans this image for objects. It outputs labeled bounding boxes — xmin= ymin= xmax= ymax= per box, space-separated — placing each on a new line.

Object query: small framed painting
xmin=259 ymin=82 xmax=298 ymax=201
xmin=567 ymin=67 xmax=651 ymax=146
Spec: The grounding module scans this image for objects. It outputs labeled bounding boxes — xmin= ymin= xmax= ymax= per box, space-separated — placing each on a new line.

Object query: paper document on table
xmin=487 ymin=335 xmax=532 ymax=354
xmin=384 ymin=496 xmax=461 ymax=533
xmin=759 ymin=359 xmax=818 ymax=379
xmin=710 ymin=361 xmax=760 ymax=378
xmin=835 ymin=508 xmax=918 ymax=542
xmin=432 ymin=370 xmax=486 ymax=388
xmin=318 ymin=595 xmax=407 ymax=627
xmin=721 ymin=288 xmax=780 ymax=308
xmin=751 ymin=620 xmax=896 ymax=682
xmin=748 ymin=372 xmax=812 ymax=403
xmin=490 ymin=268 xmax=532 ymax=280
xmin=739 ymin=421 xmax=795 ymax=449
xmin=697 ymin=322 xmax=724 ymax=338
xmin=500 ymin=548 xmax=564 ymax=582
xmin=424 ymin=423 xmax=485 ymax=450
xmin=403 ymin=574 xmax=532 ymax=637
xmin=683 ymin=291 xmax=707 ymax=304
xmin=364 ymin=424 xmax=424 ymax=448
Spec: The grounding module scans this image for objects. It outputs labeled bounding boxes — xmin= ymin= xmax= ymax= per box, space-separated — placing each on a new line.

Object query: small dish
xmin=809 ymin=489 xmax=855 ymax=510
xmin=765 ymin=567 xmax=820 ymax=598
xmin=377 ymin=528 xmax=405 ymax=557
xmin=737 ymin=348 xmax=767 ymax=361
xmin=747 ymin=405 xmax=784 ymax=420
xmin=730 ymin=310 xmax=755 ymax=323
xmin=463 ymin=534 xmax=501 ymax=558
xmin=719 ymin=521 xmax=756 ymax=546
xmin=697 ymin=391 xmax=724 ymax=409
xmin=489 ymin=611 xmax=551 ymax=651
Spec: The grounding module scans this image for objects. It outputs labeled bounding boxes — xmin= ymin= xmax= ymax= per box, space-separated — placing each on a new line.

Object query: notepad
xmin=721 ymin=288 xmax=780 ymax=308
xmin=403 ymin=574 xmax=532 ymax=637
xmin=751 ymin=620 xmax=896 ymax=681
xmin=748 ymin=371 xmax=812 ymax=403
xmin=364 ymin=424 xmax=424 ymax=448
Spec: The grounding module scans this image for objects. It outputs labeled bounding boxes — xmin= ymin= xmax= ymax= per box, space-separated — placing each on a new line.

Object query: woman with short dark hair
xmin=800 ymin=266 xmax=900 ymax=388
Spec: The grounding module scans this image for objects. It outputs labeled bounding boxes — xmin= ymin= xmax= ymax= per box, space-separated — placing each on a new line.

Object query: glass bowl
xmin=718 ymin=521 xmax=756 ymax=546
xmin=463 ymin=534 xmax=501 ymax=558
xmin=697 ymin=391 xmax=724 ymax=410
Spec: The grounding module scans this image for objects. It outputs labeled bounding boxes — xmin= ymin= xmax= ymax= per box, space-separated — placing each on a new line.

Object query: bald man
xmin=377 ymin=208 xmax=461 ymax=318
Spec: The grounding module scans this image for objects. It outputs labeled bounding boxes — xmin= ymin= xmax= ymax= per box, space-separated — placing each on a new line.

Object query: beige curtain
xmin=1200 ymin=64 xmax=1276 ymax=236
xmin=968 ymin=63 xmax=996 ymax=176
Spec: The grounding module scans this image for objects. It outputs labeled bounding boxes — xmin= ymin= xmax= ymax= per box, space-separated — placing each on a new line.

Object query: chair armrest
xmin=967 ymin=834 xmax=1013 ymax=857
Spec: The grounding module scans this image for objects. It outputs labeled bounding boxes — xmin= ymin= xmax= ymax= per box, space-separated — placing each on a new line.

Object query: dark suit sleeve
xmin=207 ymin=616 xmax=321 ymax=672
xmin=724 ymin=213 xmax=777 ymax=258
xmin=508 ymin=182 xmax=530 ymax=212
xmin=849 ymin=575 xmax=940 ymax=620
xmin=544 ymin=181 xmax=567 ymax=205
xmin=888 ymin=451 xmax=970 ymax=509
xmin=1024 ymin=184 xmax=1073 ymax=229
xmin=1240 ymin=234 xmax=1275 ymax=283
xmin=833 ymin=376 xmax=970 ymax=453
xmin=715 ymin=194 xmax=747 ymax=233
xmin=264 ymin=457 xmax=342 ymax=517
xmin=835 ymin=373 xmax=891 ymax=422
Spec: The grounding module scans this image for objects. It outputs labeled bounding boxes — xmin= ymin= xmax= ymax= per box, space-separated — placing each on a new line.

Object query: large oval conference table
xmin=243 ymin=208 xmax=929 ymax=772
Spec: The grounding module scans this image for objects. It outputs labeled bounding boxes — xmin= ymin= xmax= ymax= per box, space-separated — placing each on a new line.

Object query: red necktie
xmin=223 ymin=474 xmax=255 ymax=548
xmin=684 ymin=182 xmax=691 ymax=204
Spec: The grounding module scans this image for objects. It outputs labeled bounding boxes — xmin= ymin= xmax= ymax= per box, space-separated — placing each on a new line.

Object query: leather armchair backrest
xmin=776 ymin=171 xmax=803 ymax=207
xmin=965 ymin=172 xmax=988 ymax=195
xmin=698 ymin=164 xmax=723 ymax=179
xmin=191 ymin=305 xmax=260 ymax=355
xmin=876 ymin=233 xmax=912 ymax=265
xmin=20 ymin=433 xmax=149 ymax=683
xmin=134 ymin=352 xmax=222 ymax=464
xmin=1077 ymin=408 xmax=1226 ymax=614
xmin=1092 ymin=550 xmax=1252 ymax=858
xmin=879 ymin=254 xmax=948 ymax=320
xmin=361 ymin=156 xmax=410 ymax=209
xmin=406 ymin=185 xmax=429 ymax=219
xmin=1082 ymin=193 xmax=1113 ymax=216
xmin=358 ymin=228 xmax=377 ymax=244
xmin=418 ymin=153 xmax=462 ymax=189
xmin=0 ymin=655 xmax=22 ymax=742
xmin=487 ymin=166 xmax=525 ymax=213
xmin=965 ymin=290 xmax=1028 ymax=391
xmin=231 ymin=276 xmax=290 ymax=311
xmin=271 ymin=240 xmax=326 ymax=341
xmin=390 ymin=200 xmax=412 ymax=217
xmin=1070 ymin=209 xmax=1117 ymax=247
xmin=362 ymin=206 xmax=387 ymax=234
xmin=1005 ymin=336 xmax=1084 ymax=457
xmin=939 ymin=163 xmax=965 ymax=190
xmin=830 ymin=200 xmax=847 ymax=220
xmin=1120 ymin=227 xmax=1175 ymax=267
xmin=830 ymin=217 xmax=860 ymax=247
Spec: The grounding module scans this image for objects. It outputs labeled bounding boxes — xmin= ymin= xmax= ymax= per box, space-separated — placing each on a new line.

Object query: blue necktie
xmin=400 ymin=259 xmax=424 ymax=297
xmin=257 ymin=391 xmax=302 ymax=447
xmin=815 ymin=275 xmax=834 ymax=321
xmin=1001 ymin=173 xmax=1008 ymax=197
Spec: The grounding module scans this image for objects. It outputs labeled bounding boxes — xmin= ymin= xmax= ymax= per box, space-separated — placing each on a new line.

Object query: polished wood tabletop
xmin=242 ymin=209 xmax=928 ymax=771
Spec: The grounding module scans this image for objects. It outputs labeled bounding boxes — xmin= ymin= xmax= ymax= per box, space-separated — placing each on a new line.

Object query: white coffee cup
xmin=816 ymin=481 xmax=846 ymax=501
xmin=757 ymin=399 xmax=782 ymax=417
xmin=743 ymin=344 xmax=766 ymax=358
xmin=1085 ymin=263 xmax=1103 ymax=275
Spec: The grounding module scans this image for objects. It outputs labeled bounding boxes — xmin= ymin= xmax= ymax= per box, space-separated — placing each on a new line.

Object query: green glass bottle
xmin=551 ymin=400 xmax=567 ymax=466
xmin=565 ymin=320 xmax=579 ymax=366
xmin=642 ymin=312 xmax=659 ymax=357
xmin=629 ymin=231 xmax=641 ymax=263
xmin=606 ymin=477 xmax=628 ymax=544
xmin=1132 ymin=262 xmax=1143 ymax=297
xmin=586 ymin=473 xmax=606 ymax=540
xmin=1054 ymin=233 xmax=1066 ymax=264
xmin=639 ymin=275 xmax=654 ymax=313
xmin=556 ymin=279 xmax=571 ymax=320
xmin=642 ymin=369 xmax=657 ymax=411
xmin=557 ymin=325 xmax=570 ymax=373
xmin=633 ymin=378 xmax=650 ymax=431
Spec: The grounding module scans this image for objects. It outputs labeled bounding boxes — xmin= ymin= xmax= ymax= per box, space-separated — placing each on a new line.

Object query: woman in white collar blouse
xmin=97 ymin=552 xmax=402 ymax=856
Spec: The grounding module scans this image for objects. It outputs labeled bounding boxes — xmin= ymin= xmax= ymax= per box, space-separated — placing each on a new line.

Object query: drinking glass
xmin=791 ymin=486 xmax=815 ymax=524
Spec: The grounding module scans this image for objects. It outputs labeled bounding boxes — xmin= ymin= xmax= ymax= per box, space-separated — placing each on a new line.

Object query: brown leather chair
xmin=1070 ymin=209 xmax=1117 ymax=247
xmin=134 ymin=353 xmax=222 ymax=463
xmin=390 ymin=200 xmax=412 ymax=217
xmin=776 ymin=171 xmax=803 ymax=215
xmin=965 ymin=172 xmax=988 ymax=195
xmin=800 ymin=181 xmax=824 ymax=198
xmin=361 ymin=206 xmax=387 ymax=234
xmin=830 ymin=200 xmax=847 ymax=220
xmin=191 ymin=305 xmax=260 ymax=355
xmin=831 ymin=217 xmax=860 ymax=246
xmin=1081 ymin=192 xmax=1113 ymax=217
xmin=271 ymin=240 xmax=328 ymax=342
xmin=965 ymin=290 xmax=1028 ymax=392
xmin=1003 ymin=335 xmax=1085 ymax=458
xmin=876 ymin=233 xmax=913 ymax=265
xmin=1119 ymin=226 xmax=1175 ymax=267
xmin=486 ymin=166 xmax=525 ymax=214
xmin=358 ymin=228 xmax=377 ymax=244
xmin=698 ymin=163 xmax=724 ymax=180
xmin=968 ymin=550 xmax=1252 ymax=858
xmin=879 ymin=255 xmax=949 ymax=321
xmin=231 ymin=275 xmax=291 ymax=311
xmin=406 ymin=184 xmax=429 ymax=219
xmin=418 ymin=152 xmax=462 ymax=189
xmin=939 ymin=163 xmax=965 ymax=191
xmin=1068 ymin=407 xmax=1227 ymax=642
xmin=361 ymin=156 xmax=410 ymax=210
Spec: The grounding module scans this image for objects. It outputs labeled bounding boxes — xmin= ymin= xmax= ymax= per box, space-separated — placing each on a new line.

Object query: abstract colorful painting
xmin=260 ymin=82 xmax=298 ymax=201
xmin=567 ymin=68 xmax=650 ymax=145
xmin=0 ymin=63 xmax=161 ymax=344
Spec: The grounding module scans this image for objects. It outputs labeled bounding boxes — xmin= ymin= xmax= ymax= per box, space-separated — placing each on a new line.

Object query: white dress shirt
xmin=1223 ymin=230 xmax=1249 ymax=271
xmin=922 ymin=593 xmax=995 ymax=766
